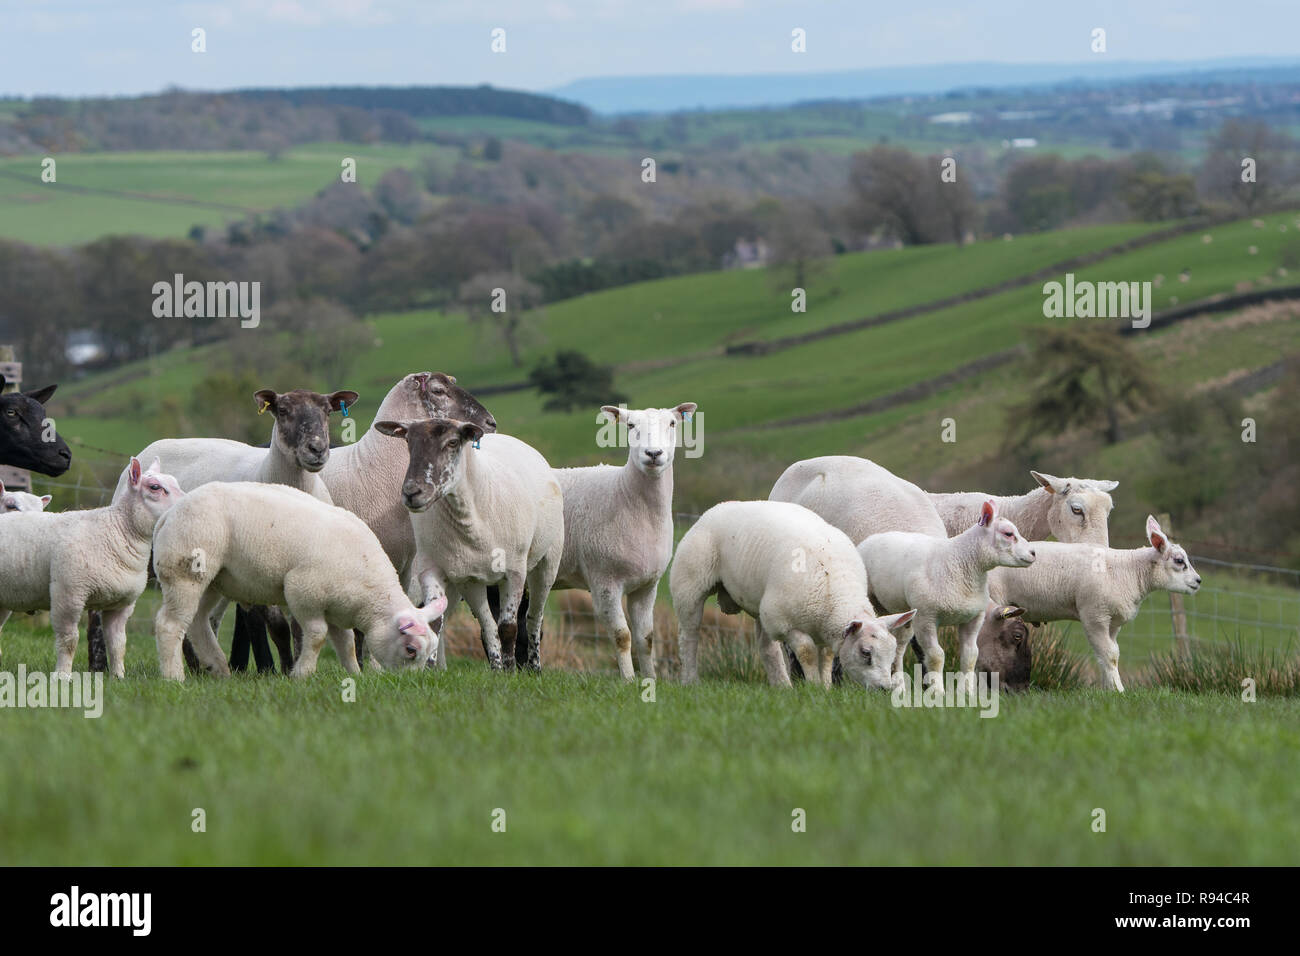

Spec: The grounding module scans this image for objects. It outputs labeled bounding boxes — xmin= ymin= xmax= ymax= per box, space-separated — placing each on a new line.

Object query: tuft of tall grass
xmin=1144 ymin=635 xmax=1300 ymax=696
xmin=1028 ymin=624 xmax=1090 ymax=691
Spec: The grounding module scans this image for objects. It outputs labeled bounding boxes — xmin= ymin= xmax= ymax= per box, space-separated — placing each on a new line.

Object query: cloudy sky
xmin=2 ymin=0 xmax=1297 ymax=97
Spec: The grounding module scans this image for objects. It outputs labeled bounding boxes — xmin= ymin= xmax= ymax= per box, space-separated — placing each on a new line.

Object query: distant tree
xmin=765 ymin=204 xmax=833 ymax=291
xmin=374 ymin=167 xmax=431 ymax=224
xmin=1198 ymin=119 xmax=1298 ymax=213
xmin=483 ymin=136 xmax=503 ymax=161
xmin=529 ymin=350 xmax=627 ymax=412
xmin=457 ymin=271 xmax=544 ymax=367
xmin=847 ymin=146 xmax=945 ymax=245
xmin=1009 ymin=327 xmax=1164 ymax=446
xmin=1122 ymin=160 xmax=1198 ymax=222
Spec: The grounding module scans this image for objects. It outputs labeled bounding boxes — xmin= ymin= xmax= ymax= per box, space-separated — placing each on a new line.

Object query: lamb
xmin=929 ymin=472 xmax=1119 ymax=545
xmin=857 ymin=499 xmax=1036 ymax=691
xmin=0 ymin=373 xmax=72 ymax=476
xmin=670 ymin=500 xmax=916 ymax=689
xmin=151 ymin=482 xmax=445 ymax=681
xmin=1 ymin=481 xmax=51 ymax=512
xmin=375 ymin=420 xmax=563 ymax=671
xmin=769 ymin=455 xmax=949 ymax=540
xmin=986 ymin=515 xmax=1202 ymax=691
xmin=541 ymin=402 xmax=697 ymax=680
xmin=0 ymin=458 xmax=183 ymax=676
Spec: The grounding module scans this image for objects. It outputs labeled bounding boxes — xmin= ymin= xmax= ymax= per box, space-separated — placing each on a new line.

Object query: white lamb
xmin=670 ymin=500 xmax=916 ymax=689
xmin=374 ymin=419 xmax=563 ymax=672
xmin=0 ymin=458 xmax=183 ymax=676
xmin=858 ymin=499 xmax=1036 ymax=691
xmin=987 ymin=515 xmax=1202 ymax=691
xmin=548 ymin=402 xmax=696 ymax=681
xmin=929 ymin=472 xmax=1119 ymax=545
xmin=151 ymin=482 xmax=445 ymax=681
xmin=1 ymin=481 xmax=51 ymax=513
xmin=769 ymin=455 xmax=949 ymax=540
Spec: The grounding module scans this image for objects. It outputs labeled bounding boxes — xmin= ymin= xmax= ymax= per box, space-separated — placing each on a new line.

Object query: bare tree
xmin=457 ymin=272 xmax=545 ymax=367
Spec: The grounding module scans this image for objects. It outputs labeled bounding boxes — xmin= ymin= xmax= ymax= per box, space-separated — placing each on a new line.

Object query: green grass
xmin=1 ymin=616 xmax=1296 ymax=865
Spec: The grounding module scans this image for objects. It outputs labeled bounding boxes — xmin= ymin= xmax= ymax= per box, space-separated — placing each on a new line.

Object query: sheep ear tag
xmin=473 ymin=438 xmax=481 ymax=449
xmin=258 ymin=401 xmax=269 ymax=415
xmin=340 ymin=401 xmax=349 ymax=418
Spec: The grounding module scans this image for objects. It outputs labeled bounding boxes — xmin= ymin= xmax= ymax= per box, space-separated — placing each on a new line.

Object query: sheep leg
xmin=49 ymin=591 xmax=86 ymax=677
xmin=956 ymin=611 xmax=986 ymax=697
xmin=592 ymin=582 xmax=635 ymax=681
xmin=101 ymin=604 xmax=133 ymax=679
xmin=494 ymin=572 xmax=526 ymax=672
xmin=1082 ymin=616 xmax=1124 ymax=692
xmin=913 ymin=615 xmax=944 ymax=688
xmin=188 ymin=588 xmax=232 ymax=677
xmin=86 ymin=610 xmax=107 ymax=673
xmin=523 ymin=561 xmax=558 ymax=672
xmin=327 ymin=624 xmax=361 ymax=674
xmin=626 ymin=582 xmax=658 ymax=680
xmin=463 ymin=583 xmax=504 ymax=671
xmin=155 ymin=584 xmax=203 ymax=681
xmin=673 ymin=588 xmax=706 ymax=685
xmin=787 ymin=631 xmax=824 ymax=688
xmin=757 ymin=624 xmax=793 ymax=687
xmin=289 ymin=619 xmax=330 ymax=678
xmin=819 ymin=645 xmax=835 ymax=685
xmin=429 ymin=583 xmax=459 ymax=670
xmin=258 ymin=606 xmax=296 ymax=674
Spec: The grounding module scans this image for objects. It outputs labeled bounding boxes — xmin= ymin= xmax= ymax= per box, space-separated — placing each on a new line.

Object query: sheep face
xmin=839 ymin=610 xmax=916 ymax=691
xmin=405 ymin=372 xmax=498 ymax=434
xmin=254 ymin=388 xmax=359 ymax=473
xmin=374 ymin=419 xmax=485 ymax=512
xmin=1032 ymin=471 xmax=1117 ymax=546
xmin=125 ymin=457 xmax=185 ymax=522
xmin=0 ymin=376 xmax=71 ymax=477
xmin=977 ymin=605 xmax=1032 ymax=691
xmin=974 ymin=501 xmax=1037 ymax=568
xmin=0 ymin=481 xmax=51 ymax=513
xmin=370 ymin=598 xmax=448 ymax=670
xmin=600 ymin=403 xmax=697 ymax=477
xmin=1146 ymin=515 xmax=1202 ymax=595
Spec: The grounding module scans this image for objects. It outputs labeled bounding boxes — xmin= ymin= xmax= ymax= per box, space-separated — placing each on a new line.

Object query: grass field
xmin=1 ymin=608 xmax=1295 ymax=865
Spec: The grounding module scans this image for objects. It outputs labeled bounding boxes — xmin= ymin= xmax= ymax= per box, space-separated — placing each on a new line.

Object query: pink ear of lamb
xmin=979 ymin=499 xmax=995 ymax=527
xmin=398 ymin=616 xmax=428 ymax=636
xmin=129 ymin=457 xmax=142 ymax=488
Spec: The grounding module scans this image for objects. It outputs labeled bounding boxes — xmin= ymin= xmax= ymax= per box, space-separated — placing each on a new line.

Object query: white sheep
xmin=670 ymin=500 xmax=916 ymax=689
xmin=929 ymin=472 xmax=1119 ymax=545
xmin=987 ymin=515 xmax=1202 ymax=691
xmin=769 ymin=455 xmax=949 ymax=540
xmin=320 ymin=373 xmax=496 ymax=577
xmin=374 ymin=420 xmax=563 ymax=672
xmin=0 ymin=481 xmax=51 ymax=513
xmin=858 ymin=499 xmax=1036 ymax=691
xmin=547 ymin=402 xmax=696 ymax=680
xmin=0 ymin=458 xmax=183 ymax=676
xmin=151 ymin=481 xmax=445 ymax=681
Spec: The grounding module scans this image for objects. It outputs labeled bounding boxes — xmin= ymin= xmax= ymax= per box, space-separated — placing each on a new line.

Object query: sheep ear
xmin=0 ymin=481 xmax=5 ymax=494
xmin=24 ymin=383 xmax=57 ymax=405
xmin=999 ymin=606 xmax=1026 ymax=620
xmin=675 ymin=402 xmax=698 ymax=419
xmin=1146 ymin=515 xmax=1168 ymax=553
xmin=254 ymin=389 xmax=278 ymax=416
xmin=459 ymin=422 xmax=484 ymax=443
xmin=128 ymin=457 xmax=142 ymax=488
xmin=978 ymin=499 xmax=995 ymax=527
xmin=1030 ymin=471 xmax=1060 ymax=493
xmin=843 ymin=619 xmax=864 ymax=639
xmin=878 ymin=610 xmax=917 ymax=632
xmin=147 ymin=458 xmax=162 ymax=475
xmin=40 ymin=495 xmax=52 ymax=506
xmin=1094 ymin=479 xmax=1119 ymax=492
xmin=600 ymin=405 xmax=625 ymax=423
xmin=422 ymin=595 xmax=448 ymax=624
xmin=328 ymin=390 xmax=360 ymax=413
xmin=374 ymin=421 xmax=409 ymax=439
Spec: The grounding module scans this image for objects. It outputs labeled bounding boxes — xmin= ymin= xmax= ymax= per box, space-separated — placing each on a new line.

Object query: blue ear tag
xmin=340 ymin=401 xmax=349 ymax=418
xmin=473 ymin=439 xmax=481 ymax=449
xmin=683 ymin=411 xmax=693 ymax=422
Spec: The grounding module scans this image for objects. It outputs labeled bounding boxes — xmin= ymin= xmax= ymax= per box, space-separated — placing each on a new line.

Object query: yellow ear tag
xmin=258 ymin=401 xmax=270 ymax=415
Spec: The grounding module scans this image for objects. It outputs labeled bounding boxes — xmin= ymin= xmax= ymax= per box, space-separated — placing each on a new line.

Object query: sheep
xmin=1 ymin=481 xmax=51 ymax=513
xmin=535 ymin=402 xmax=698 ymax=681
xmin=987 ymin=515 xmax=1202 ymax=691
xmin=0 ymin=458 xmax=183 ymax=676
xmin=375 ymin=419 xmax=563 ymax=671
xmin=670 ymin=500 xmax=916 ymax=689
xmin=769 ymin=455 xmax=949 ymax=540
xmin=929 ymin=472 xmax=1119 ymax=545
xmin=857 ymin=500 xmax=1036 ymax=692
xmin=151 ymin=481 xmax=445 ymax=681
xmin=0 ymin=373 xmax=71 ymax=476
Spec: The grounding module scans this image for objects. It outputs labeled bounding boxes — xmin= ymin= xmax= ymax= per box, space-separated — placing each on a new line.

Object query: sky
xmin=1 ymin=0 xmax=1298 ymax=98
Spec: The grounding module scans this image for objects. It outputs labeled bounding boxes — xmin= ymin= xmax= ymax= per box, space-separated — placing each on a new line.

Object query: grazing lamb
xmin=542 ymin=402 xmax=697 ymax=680
xmin=151 ymin=482 xmax=444 ymax=681
xmin=376 ymin=420 xmax=563 ymax=671
xmin=858 ymin=500 xmax=1036 ymax=690
xmin=1 ymin=481 xmax=51 ymax=513
xmin=929 ymin=472 xmax=1119 ymax=545
xmin=0 ymin=458 xmax=183 ymax=676
xmin=0 ymin=374 xmax=72 ymax=476
xmin=769 ymin=455 xmax=948 ymax=540
xmin=987 ymin=516 xmax=1201 ymax=691
xmin=670 ymin=500 xmax=916 ymax=689
xmin=976 ymin=604 xmax=1033 ymax=692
